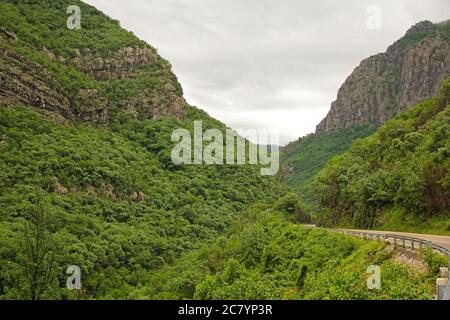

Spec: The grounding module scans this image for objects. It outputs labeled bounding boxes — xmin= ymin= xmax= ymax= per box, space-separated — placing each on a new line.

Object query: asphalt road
xmin=337 ymin=229 xmax=450 ymax=252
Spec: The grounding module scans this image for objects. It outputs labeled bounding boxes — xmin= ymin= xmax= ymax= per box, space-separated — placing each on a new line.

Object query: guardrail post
xmin=437 ymin=266 xmax=450 ymax=300
xmin=393 ymin=237 xmax=397 ymax=246
xmin=447 ymin=253 xmax=450 ymax=278
xmin=402 ymin=238 xmax=406 ymax=248
xmin=411 ymin=240 xmax=415 ymax=250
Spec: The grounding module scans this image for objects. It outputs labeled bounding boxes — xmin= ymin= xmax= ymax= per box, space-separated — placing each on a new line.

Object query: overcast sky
xmin=85 ymin=0 xmax=449 ymax=145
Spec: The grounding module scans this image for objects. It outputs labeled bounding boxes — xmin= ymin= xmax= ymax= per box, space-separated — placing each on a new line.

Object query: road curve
xmin=336 ymin=229 xmax=450 ymax=252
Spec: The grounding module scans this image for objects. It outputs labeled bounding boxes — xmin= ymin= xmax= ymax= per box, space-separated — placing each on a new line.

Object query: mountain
xmin=0 ymin=0 xmax=287 ymax=299
xmin=315 ymin=77 xmax=450 ymax=233
xmin=0 ymin=0 xmax=186 ymax=123
xmin=317 ymin=20 xmax=450 ymax=134
xmin=281 ymin=126 xmax=375 ymax=209
xmin=282 ymin=20 xmax=450 ymax=210
xmin=0 ymin=1 xmax=446 ymax=301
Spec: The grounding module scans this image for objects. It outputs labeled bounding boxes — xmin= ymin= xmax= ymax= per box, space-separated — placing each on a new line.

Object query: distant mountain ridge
xmin=316 ymin=20 xmax=450 ymax=134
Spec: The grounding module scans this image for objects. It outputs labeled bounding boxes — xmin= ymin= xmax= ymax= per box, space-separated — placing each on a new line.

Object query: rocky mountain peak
xmin=405 ymin=20 xmax=435 ymax=35
xmin=316 ymin=20 xmax=450 ymax=135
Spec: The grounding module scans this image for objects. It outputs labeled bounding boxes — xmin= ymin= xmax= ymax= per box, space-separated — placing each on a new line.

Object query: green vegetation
xmin=396 ymin=20 xmax=450 ymax=50
xmin=315 ymin=78 xmax=450 ymax=233
xmin=281 ymin=126 xmax=375 ymax=209
xmin=280 ymin=20 xmax=450 ymax=215
xmin=0 ymin=0 xmax=145 ymax=57
xmin=0 ymin=106 xmax=283 ymax=299
xmin=0 ymin=0 xmax=447 ymax=301
xmin=2 ymin=106 xmax=437 ymax=300
xmin=0 ymin=0 xmax=182 ymax=118
xmin=134 ymin=202 xmax=440 ymax=300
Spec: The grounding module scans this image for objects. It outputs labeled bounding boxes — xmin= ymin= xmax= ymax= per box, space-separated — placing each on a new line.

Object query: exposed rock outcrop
xmin=72 ymin=47 xmax=160 ymax=80
xmin=71 ymin=46 xmax=187 ymax=120
xmin=0 ymin=47 xmax=110 ymax=124
xmin=316 ymin=20 xmax=450 ymax=134
xmin=0 ymin=26 xmax=17 ymax=41
xmin=0 ymin=25 xmax=187 ymax=123
xmin=0 ymin=47 xmax=74 ymax=119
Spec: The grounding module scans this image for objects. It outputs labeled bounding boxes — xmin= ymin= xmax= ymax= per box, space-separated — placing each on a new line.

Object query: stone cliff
xmin=316 ymin=20 xmax=450 ymax=134
xmin=0 ymin=1 xmax=187 ymax=124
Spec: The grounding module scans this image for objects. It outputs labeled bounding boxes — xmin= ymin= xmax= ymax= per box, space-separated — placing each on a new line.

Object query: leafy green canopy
xmin=0 ymin=0 xmax=145 ymax=57
xmin=281 ymin=126 xmax=375 ymax=210
xmin=134 ymin=202 xmax=440 ymax=300
xmin=0 ymin=106 xmax=284 ymax=299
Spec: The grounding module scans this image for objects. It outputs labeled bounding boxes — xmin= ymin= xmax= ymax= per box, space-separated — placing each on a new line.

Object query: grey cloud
xmin=85 ymin=0 xmax=449 ymax=144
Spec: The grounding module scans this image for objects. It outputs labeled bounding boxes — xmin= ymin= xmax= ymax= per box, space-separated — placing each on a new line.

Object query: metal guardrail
xmin=334 ymin=229 xmax=450 ymax=300
xmin=335 ymin=229 xmax=450 ymax=256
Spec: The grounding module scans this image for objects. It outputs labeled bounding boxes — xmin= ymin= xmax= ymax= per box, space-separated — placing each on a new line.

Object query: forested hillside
xmin=281 ymin=20 xmax=449 ymax=216
xmin=281 ymin=126 xmax=375 ymax=209
xmin=315 ymin=78 xmax=450 ymax=234
xmin=133 ymin=199 xmax=444 ymax=300
xmin=0 ymin=105 xmax=287 ymax=299
xmin=0 ymin=0 xmax=186 ymax=122
xmin=3 ymin=106 xmax=441 ymax=300
xmin=0 ymin=0 xmax=286 ymax=299
xmin=0 ymin=0 xmax=447 ymax=301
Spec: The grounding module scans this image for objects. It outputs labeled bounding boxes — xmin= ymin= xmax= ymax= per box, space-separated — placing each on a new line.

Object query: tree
xmin=17 ymin=190 xmax=59 ymax=300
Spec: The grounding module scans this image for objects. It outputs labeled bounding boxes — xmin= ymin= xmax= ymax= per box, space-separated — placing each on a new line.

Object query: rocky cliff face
xmin=0 ymin=46 xmax=73 ymax=119
xmin=316 ymin=20 xmax=450 ymax=134
xmin=0 ymin=44 xmax=112 ymax=124
xmin=0 ymin=1 xmax=187 ymax=123
xmin=70 ymin=47 xmax=186 ymax=120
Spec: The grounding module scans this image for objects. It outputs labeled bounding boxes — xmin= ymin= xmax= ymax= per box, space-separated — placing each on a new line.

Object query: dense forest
xmin=136 ymin=200 xmax=445 ymax=300
xmin=0 ymin=0 xmax=448 ymax=300
xmin=0 ymin=105 xmax=287 ymax=299
xmin=314 ymin=78 xmax=450 ymax=234
xmin=281 ymin=126 xmax=375 ymax=209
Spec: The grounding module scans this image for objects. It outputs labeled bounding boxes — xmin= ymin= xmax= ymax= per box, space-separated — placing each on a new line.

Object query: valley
xmin=0 ymin=0 xmax=448 ymax=301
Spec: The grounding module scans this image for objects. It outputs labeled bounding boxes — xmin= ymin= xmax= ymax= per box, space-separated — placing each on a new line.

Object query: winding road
xmin=336 ymin=228 xmax=450 ymax=253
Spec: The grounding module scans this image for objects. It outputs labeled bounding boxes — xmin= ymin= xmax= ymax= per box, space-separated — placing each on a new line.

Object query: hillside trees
xmin=314 ymin=78 xmax=450 ymax=232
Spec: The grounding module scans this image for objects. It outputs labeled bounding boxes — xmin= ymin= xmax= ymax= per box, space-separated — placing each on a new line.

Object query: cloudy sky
xmin=85 ymin=0 xmax=449 ymax=145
